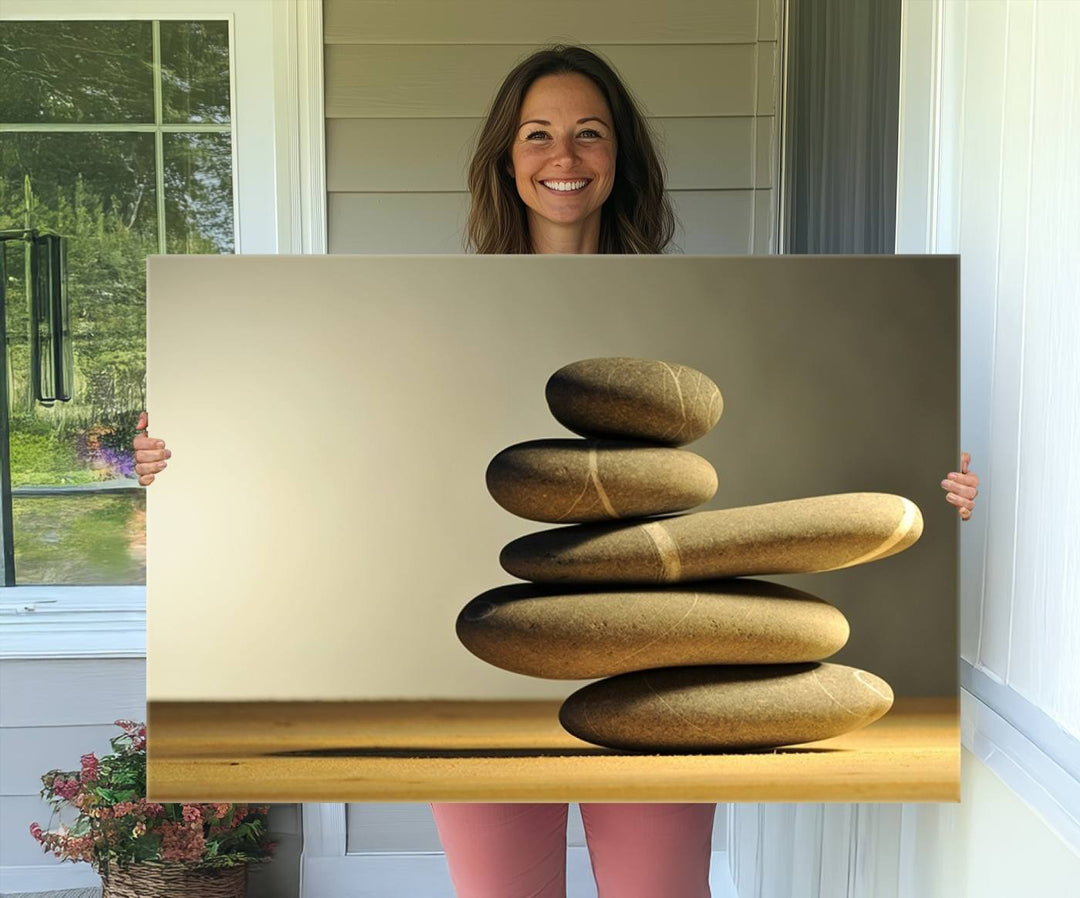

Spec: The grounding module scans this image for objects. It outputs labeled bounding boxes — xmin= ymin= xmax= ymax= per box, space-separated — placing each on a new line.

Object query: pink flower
xmin=137 ymin=799 xmax=165 ymax=818
xmin=80 ymin=753 xmax=99 ymax=782
xmin=181 ymin=805 xmax=202 ymax=823
xmin=52 ymin=777 xmax=80 ymax=800
xmin=160 ymin=821 xmax=206 ymax=863
xmin=29 ymin=822 xmax=43 ymax=841
xmin=112 ymin=801 xmax=136 ymax=817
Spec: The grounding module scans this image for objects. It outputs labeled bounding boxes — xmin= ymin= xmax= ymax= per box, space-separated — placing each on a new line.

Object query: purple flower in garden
xmin=95 ymin=446 xmax=137 ymax=479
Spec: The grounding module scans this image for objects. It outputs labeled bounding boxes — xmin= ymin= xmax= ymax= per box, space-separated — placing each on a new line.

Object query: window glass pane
xmin=160 ymin=20 xmax=232 ymax=124
xmin=0 ymin=22 xmax=154 ymax=124
xmin=1 ymin=19 xmax=235 ymax=587
xmin=2 ymin=132 xmax=155 ymax=585
xmin=12 ymin=493 xmax=146 ymax=585
xmin=2 ymin=131 xmax=155 ymax=479
xmin=164 ymin=132 xmax=235 ymax=253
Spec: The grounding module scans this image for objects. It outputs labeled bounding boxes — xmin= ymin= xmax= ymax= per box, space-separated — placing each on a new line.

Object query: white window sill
xmin=0 ymin=586 xmax=145 ymax=659
xmin=962 ymin=661 xmax=1080 ymax=853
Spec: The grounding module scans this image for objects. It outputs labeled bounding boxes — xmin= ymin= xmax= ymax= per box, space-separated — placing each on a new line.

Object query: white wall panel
xmin=1005 ymin=0 xmax=1080 ymax=731
xmin=956 ymin=0 xmax=1010 ymax=677
xmin=980 ymin=0 xmax=1035 ymax=694
xmin=730 ymin=803 xmax=908 ymax=898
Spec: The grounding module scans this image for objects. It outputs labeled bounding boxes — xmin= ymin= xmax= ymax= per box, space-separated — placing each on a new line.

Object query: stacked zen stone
xmin=456 ymin=358 xmax=922 ymax=752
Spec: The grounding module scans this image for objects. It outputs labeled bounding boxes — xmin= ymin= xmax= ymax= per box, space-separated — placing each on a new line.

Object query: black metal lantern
xmin=1 ymin=228 xmax=73 ymax=405
xmin=30 ymin=232 xmax=74 ymax=404
xmin=0 ymin=228 xmax=73 ymax=584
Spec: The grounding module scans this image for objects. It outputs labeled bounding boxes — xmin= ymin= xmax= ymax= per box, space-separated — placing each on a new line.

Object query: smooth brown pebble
xmin=501 ymin=492 xmax=923 ymax=584
xmin=456 ymin=580 xmax=848 ymax=678
xmin=485 ymin=439 xmax=718 ymax=523
xmin=546 ymin=358 xmax=723 ymax=445
xmin=559 ymin=662 xmax=894 ymax=751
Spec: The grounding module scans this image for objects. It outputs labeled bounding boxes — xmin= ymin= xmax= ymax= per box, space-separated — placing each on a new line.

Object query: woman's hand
xmin=942 ymin=452 xmax=979 ymax=521
xmin=133 ymin=411 xmax=171 ymax=486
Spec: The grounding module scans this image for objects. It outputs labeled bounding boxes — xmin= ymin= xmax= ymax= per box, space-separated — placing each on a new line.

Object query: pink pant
xmin=430 ymin=803 xmax=715 ymax=898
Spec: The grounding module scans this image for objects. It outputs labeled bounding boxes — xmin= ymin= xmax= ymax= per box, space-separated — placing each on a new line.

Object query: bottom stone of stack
xmin=558 ymin=662 xmax=893 ymax=752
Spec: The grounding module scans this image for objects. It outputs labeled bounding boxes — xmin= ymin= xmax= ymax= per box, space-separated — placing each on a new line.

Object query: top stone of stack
xmin=546 ymin=358 xmax=723 ymax=446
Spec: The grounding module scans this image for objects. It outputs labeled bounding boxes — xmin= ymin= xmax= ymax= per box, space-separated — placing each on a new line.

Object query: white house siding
xmin=324 ymin=0 xmax=781 ymax=255
xmin=0 ymin=660 xmax=145 ymax=896
xmin=0 ymin=659 xmax=299 ymax=898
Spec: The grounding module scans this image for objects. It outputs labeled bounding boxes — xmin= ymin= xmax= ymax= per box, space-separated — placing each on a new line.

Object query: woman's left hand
xmin=942 ymin=452 xmax=979 ymax=521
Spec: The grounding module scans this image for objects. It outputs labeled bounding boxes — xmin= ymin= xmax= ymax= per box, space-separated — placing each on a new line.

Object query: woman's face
xmin=509 ymin=73 xmax=617 ymax=238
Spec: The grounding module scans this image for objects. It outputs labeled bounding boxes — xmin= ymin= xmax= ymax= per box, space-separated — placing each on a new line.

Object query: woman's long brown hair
xmin=466 ymin=45 xmax=677 ymax=255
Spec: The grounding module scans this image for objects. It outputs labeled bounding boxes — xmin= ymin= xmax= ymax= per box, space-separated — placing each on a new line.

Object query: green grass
xmin=13 ymin=492 xmax=145 ymax=585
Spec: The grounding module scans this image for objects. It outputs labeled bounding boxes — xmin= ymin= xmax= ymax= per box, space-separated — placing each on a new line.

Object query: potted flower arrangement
xmin=30 ymin=719 xmax=275 ymax=897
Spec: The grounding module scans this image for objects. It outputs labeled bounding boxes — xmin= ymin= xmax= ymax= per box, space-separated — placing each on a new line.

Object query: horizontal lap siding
xmin=328 ymin=189 xmax=758 ymax=254
xmin=327 ymin=117 xmax=773 ymax=191
xmin=324 ymin=0 xmax=781 ymax=256
xmin=325 ymin=44 xmax=762 ymax=118
xmin=0 ymin=659 xmax=147 ymax=867
xmin=324 ymin=0 xmax=760 ymax=45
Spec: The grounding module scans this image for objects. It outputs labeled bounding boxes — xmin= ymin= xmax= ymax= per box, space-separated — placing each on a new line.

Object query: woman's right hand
xmin=133 ymin=411 xmax=171 ymax=486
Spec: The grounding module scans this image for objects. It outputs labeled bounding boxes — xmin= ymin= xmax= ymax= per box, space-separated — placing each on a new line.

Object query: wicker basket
xmin=100 ymin=861 xmax=247 ymax=898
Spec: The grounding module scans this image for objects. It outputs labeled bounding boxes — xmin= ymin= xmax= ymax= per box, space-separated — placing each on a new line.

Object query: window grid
xmin=0 ymin=20 xmax=234 ymax=256
xmin=0 ymin=19 xmax=235 ymax=585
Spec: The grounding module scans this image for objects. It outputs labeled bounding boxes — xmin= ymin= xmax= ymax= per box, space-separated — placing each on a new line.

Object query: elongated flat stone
xmin=546 ymin=358 xmax=723 ymax=445
xmin=559 ymin=663 xmax=894 ymax=751
xmin=485 ymin=439 xmax=718 ymax=523
xmin=456 ymin=580 xmax=848 ymax=678
xmin=501 ymin=493 xmax=923 ymax=584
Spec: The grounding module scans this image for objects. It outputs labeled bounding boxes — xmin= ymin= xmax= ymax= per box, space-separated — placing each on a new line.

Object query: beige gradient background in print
xmin=146 ymin=254 xmax=957 ymax=701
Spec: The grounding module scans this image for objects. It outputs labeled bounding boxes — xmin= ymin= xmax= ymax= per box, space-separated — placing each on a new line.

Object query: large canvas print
xmin=145 ymin=254 xmax=958 ymax=801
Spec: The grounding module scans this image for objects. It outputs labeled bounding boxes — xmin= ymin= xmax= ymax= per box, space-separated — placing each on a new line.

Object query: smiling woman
xmin=508 ymin=73 xmax=617 ymax=252
xmin=465 ymin=45 xmax=674 ymax=255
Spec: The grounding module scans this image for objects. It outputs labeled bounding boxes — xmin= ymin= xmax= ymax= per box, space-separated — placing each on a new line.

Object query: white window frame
xmin=0 ymin=0 xmax=326 ymax=659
